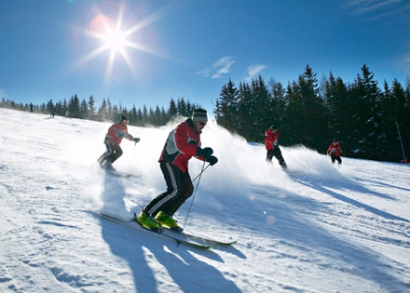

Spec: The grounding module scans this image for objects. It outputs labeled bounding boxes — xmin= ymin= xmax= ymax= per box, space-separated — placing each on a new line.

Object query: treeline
xmin=214 ymin=64 xmax=410 ymax=162
xmin=1 ymin=63 xmax=409 ymax=163
xmin=0 ymin=96 xmax=200 ymax=127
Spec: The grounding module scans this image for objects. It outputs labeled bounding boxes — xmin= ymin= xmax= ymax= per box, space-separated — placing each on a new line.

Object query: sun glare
xmin=103 ymin=27 xmax=127 ymax=54
xmin=76 ymin=2 xmax=173 ymax=88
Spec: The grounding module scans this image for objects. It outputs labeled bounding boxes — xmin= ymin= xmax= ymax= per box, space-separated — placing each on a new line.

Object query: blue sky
xmin=1 ymin=0 xmax=409 ymax=114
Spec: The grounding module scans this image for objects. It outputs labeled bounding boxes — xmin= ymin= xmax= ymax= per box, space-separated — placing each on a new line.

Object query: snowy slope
xmin=0 ymin=108 xmax=409 ymax=293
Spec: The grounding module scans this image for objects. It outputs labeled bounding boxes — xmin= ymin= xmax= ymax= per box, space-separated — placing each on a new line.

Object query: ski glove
xmin=196 ymin=147 xmax=213 ymax=159
xmin=133 ymin=137 xmax=140 ymax=143
xmin=206 ymin=155 xmax=218 ymax=166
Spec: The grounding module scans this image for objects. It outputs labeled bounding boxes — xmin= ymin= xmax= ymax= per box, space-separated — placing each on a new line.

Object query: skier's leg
xmin=164 ymin=172 xmax=194 ymax=216
xmin=110 ymin=145 xmax=123 ymax=163
xmin=97 ymin=142 xmax=113 ymax=166
xmin=266 ymin=150 xmax=274 ymax=162
xmin=144 ymin=162 xmax=182 ymax=217
xmin=273 ymin=147 xmax=286 ymax=166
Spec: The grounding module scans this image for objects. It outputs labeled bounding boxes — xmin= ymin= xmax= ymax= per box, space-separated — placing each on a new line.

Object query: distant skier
xmin=327 ymin=139 xmax=342 ymax=164
xmin=136 ymin=108 xmax=218 ymax=230
xmin=265 ymin=125 xmax=287 ymax=168
xmin=97 ymin=114 xmax=140 ymax=168
xmin=50 ymin=106 xmax=56 ymax=119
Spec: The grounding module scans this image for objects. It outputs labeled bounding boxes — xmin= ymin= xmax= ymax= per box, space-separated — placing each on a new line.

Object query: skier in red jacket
xmin=327 ymin=139 xmax=342 ymax=164
xmin=97 ymin=115 xmax=140 ymax=168
xmin=265 ymin=125 xmax=287 ymax=168
xmin=136 ymin=108 xmax=218 ymax=230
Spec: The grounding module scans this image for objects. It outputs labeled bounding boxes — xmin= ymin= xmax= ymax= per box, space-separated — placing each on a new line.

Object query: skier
xmin=327 ymin=139 xmax=342 ymax=164
xmin=97 ymin=114 xmax=140 ymax=168
xmin=265 ymin=125 xmax=287 ymax=168
xmin=136 ymin=108 xmax=218 ymax=230
xmin=50 ymin=106 xmax=56 ymax=119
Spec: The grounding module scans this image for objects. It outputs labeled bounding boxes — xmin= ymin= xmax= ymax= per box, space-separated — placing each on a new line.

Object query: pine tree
xmin=177 ymin=98 xmax=188 ymax=117
xmin=296 ymin=65 xmax=326 ymax=150
xmin=390 ymin=78 xmax=410 ymax=162
xmin=88 ymin=96 xmax=96 ymax=120
xmin=168 ymin=99 xmax=177 ymax=119
xmin=137 ymin=108 xmax=143 ymax=126
xmin=268 ymin=78 xmax=287 ymax=137
xmin=250 ymin=75 xmax=271 ymax=142
xmin=97 ymin=99 xmax=107 ymax=121
xmin=46 ymin=99 xmax=55 ymax=116
xmin=68 ymin=95 xmax=81 ymax=118
xmin=215 ymin=79 xmax=239 ymax=132
xmin=80 ymin=99 xmax=89 ymax=119
xmin=350 ymin=64 xmax=382 ymax=159
xmin=142 ymin=105 xmax=148 ymax=125
xmin=236 ymin=82 xmax=255 ymax=140
xmin=322 ymin=72 xmax=351 ymax=153
xmin=284 ymin=81 xmax=301 ymax=145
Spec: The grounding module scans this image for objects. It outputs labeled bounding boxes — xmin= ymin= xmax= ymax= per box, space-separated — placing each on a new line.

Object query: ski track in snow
xmin=0 ymin=108 xmax=409 ymax=293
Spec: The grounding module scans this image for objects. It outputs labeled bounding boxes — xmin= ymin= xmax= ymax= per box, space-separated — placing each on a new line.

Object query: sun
xmin=89 ymin=12 xmax=131 ymax=58
xmin=102 ymin=27 xmax=127 ymax=54
xmin=76 ymin=2 xmax=171 ymax=87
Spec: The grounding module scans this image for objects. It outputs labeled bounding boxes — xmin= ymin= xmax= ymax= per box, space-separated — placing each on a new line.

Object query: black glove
xmin=133 ymin=137 xmax=140 ymax=143
xmin=196 ymin=147 xmax=213 ymax=159
xmin=206 ymin=155 xmax=218 ymax=166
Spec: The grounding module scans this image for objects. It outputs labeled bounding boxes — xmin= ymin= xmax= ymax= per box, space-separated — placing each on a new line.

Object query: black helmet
xmin=120 ymin=114 xmax=129 ymax=121
xmin=270 ymin=125 xmax=277 ymax=130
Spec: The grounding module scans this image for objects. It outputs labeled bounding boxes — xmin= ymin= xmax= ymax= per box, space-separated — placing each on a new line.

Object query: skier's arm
xmin=116 ymin=125 xmax=135 ymax=141
xmin=327 ymin=145 xmax=332 ymax=155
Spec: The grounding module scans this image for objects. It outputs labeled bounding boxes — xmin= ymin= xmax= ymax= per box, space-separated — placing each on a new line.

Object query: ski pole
xmin=192 ymin=163 xmax=210 ymax=182
xmin=183 ymin=161 xmax=208 ymax=228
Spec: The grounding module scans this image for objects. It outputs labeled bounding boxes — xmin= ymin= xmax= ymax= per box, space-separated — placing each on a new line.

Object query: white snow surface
xmin=1 ymin=108 xmax=409 ymax=293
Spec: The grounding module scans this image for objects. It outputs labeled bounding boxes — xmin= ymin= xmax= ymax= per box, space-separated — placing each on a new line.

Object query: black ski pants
xmin=330 ymin=153 xmax=342 ymax=164
xmin=266 ymin=146 xmax=286 ymax=165
xmin=98 ymin=142 xmax=123 ymax=165
xmin=144 ymin=161 xmax=194 ymax=218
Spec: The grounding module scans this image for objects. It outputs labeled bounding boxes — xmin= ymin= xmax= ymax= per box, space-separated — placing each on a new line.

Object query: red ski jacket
xmin=105 ymin=122 xmax=134 ymax=145
xmin=265 ymin=129 xmax=279 ymax=150
xmin=327 ymin=142 xmax=342 ymax=156
xmin=159 ymin=118 xmax=205 ymax=173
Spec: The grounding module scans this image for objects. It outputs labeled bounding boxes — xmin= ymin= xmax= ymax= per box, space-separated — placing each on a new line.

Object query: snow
xmin=1 ymin=108 xmax=409 ymax=293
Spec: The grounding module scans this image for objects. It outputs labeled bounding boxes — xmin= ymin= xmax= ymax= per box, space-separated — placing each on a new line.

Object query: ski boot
xmin=136 ymin=212 xmax=159 ymax=230
xmin=97 ymin=158 xmax=105 ymax=169
xmin=155 ymin=211 xmax=180 ymax=230
xmin=104 ymin=162 xmax=115 ymax=170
